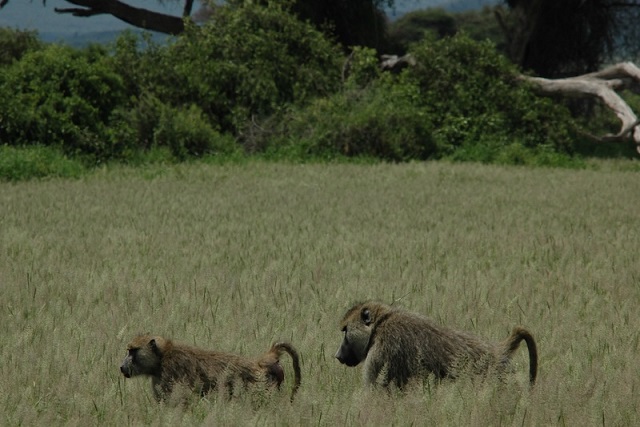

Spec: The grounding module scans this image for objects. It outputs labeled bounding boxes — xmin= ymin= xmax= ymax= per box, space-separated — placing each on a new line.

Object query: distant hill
xmin=0 ymin=0 xmax=498 ymax=46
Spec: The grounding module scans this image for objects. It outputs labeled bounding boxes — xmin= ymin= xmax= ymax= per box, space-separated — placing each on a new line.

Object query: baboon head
xmin=120 ymin=335 xmax=166 ymax=378
xmin=335 ymin=302 xmax=386 ymax=367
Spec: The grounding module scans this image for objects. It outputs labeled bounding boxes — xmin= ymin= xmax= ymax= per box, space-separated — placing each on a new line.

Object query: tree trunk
xmin=495 ymin=0 xmax=545 ymax=69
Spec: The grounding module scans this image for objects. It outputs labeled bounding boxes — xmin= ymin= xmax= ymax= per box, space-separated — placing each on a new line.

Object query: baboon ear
xmin=149 ymin=339 xmax=160 ymax=355
xmin=361 ymin=308 xmax=372 ymax=325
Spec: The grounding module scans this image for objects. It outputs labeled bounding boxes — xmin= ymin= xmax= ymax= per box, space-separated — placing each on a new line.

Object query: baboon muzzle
xmin=335 ymin=346 xmax=360 ymax=367
xmin=120 ymin=365 xmax=131 ymax=378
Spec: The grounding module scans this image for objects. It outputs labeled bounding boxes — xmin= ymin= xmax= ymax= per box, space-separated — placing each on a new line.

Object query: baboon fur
xmin=335 ymin=301 xmax=537 ymax=389
xmin=120 ymin=334 xmax=302 ymax=402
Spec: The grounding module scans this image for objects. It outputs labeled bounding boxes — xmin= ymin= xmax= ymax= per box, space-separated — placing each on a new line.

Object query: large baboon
xmin=120 ymin=334 xmax=302 ymax=402
xmin=335 ymin=301 xmax=537 ymax=389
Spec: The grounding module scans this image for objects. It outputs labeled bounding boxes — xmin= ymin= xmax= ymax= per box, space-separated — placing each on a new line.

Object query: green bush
xmin=569 ymin=91 xmax=640 ymax=158
xmin=265 ymin=35 xmax=579 ymax=165
xmin=0 ymin=145 xmax=85 ymax=181
xmin=270 ymin=85 xmax=435 ymax=160
xmin=107 ymin=93 xmax=166 ymax=155
xmin=125 ymin=3 xmax=342 ymax=135
xmin=0 ymin=44 xmax=128 ymax=162
xmin=154 ymin=104 xmax=240 ymax=160
xmin=107 ymin=94 xmax=240 ymax=161
xmin=405 ymin=34 xmax=578 ymax=162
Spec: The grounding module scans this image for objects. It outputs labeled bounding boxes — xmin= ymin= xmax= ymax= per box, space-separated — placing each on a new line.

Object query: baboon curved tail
xmin=272 ymin=342 xmax=302 ymax=401
xmin=504 ymin=326 xmax=538 ymax=386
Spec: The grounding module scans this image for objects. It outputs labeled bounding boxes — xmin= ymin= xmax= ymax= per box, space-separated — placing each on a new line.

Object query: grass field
xmin=1 ymin=161 xmax=639 ymax=425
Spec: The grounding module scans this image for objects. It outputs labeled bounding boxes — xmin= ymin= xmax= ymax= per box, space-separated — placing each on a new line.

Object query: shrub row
xmin=0 ymin=4 xmax=595 ymax=180
xmin=261 ymin=38 xmax=579 ymax=164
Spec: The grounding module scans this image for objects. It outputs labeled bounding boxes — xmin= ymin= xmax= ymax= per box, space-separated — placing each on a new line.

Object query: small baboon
xmin=120 ymin=334 xmax=302 ymax=402
xmin=335 ymin=301 xmax=537 ymax=389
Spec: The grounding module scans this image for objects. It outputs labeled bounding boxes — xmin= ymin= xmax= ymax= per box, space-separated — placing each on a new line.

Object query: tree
xmin=287 ymin=0 xmax=391 ymax=51
xmin=497 ymin=0 xmax=640 ymax=77
xmin=488 ymin=0 xmax=640 ymax=152
xmin=0 ymin=27 xmax=41 ymax=65
xmin=223 ymin=0 xmax=394 ymax=51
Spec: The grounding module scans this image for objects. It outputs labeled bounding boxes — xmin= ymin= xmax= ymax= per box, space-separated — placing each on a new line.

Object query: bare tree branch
xmin=54 ymin=0 xmax=186 ymax=35
xmin=520 ymin=62 xmax=640 ymax=151
xmin=380 ymin=54 xmax=416 ymax=71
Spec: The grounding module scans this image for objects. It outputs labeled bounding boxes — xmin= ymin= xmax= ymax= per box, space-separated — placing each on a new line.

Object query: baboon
xmin=335 ymin=301 xmax=537 ymax=389
xmin=120 ymin=334 xmax=302 ymax=402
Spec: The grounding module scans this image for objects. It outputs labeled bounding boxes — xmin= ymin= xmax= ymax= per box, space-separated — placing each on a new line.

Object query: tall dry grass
xmin=1 ymin=161 xmax=638 ymax=425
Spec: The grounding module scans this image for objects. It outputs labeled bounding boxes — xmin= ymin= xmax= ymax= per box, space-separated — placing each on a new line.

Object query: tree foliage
xmin=226 ymin=0 xmax=393 ymax=51
xmin=135 ymin=3 xmax=342 ymax=134
xmin=0 ymin=27 xmax=41 ymax=65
